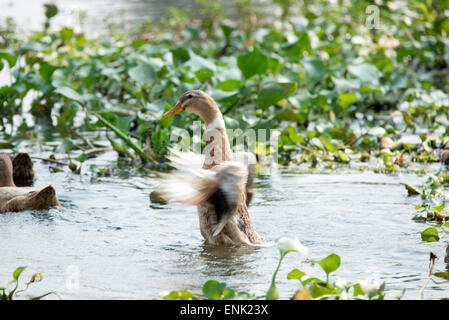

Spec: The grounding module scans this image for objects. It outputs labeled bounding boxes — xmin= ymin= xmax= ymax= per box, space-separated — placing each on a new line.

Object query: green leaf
xmin=95 ymin=113 xmax=157 ymax=163
xmin=434 ymin=272 xmax=449 ymax=281
xmin=348 ymin=63 xmax=382 ymax=85
xmin=287 ymin=269 xmax=306 ymax=281
xmin=317 ymin=254 xmax=341 ymax=276
xmin=0 ymin=52 xmax=17 ymax=68
xmin=337 ymin=93 xmax=358 ymax=110
xmin=400 ymin=183 xmax=421 ymax=196
xmin=54 ymin=87 xmax=84 ymax=104
xmin=13 ymin=266 xmax=27 ymax=281
xmin=237 ymin=47 xmax=268 ymax=79
xmin=128 ymin=63 xmax=156 ymax=84
xmin=281 ymin=33 xmax=311 ymax=58
xmin=170 ymin=47 xmax=190 ymax=66
xmin=202 ymin=280 xmax=226 ymax=300
xmin=163 ymin=290 xmax=197 ymax=300
xmin=223 ymin=288 xmax=236 ymax=300
xmin=186 ymin=49 xmax=216 ymax=72
xmin=302 ymin=58 xmax=326 ymax=87
xmin=258 ymin=82 xmax=297 ymax=109
xmin=421 ymin=227 xmax=440 ymax=242
xmin=195 ymin=68 xmax=214 ymax=83
xmin=218 ymin=79 xmax=243 ymax=92
xmin=433 ymin=203 xmax=445 ymax=213
xmin=44 ymin=3 xmax=58 ymax=19
xmin=308 ymin=281 xmax=337 ymax=298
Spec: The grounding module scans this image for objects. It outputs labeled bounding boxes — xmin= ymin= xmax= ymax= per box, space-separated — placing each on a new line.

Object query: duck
xmin=0 ymin=154 xmax=60 ymax=213
xmin=160 ymin=90 xmax=261 ymax=246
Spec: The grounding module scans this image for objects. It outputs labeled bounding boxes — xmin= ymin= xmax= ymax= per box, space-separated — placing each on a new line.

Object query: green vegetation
xmin=0 ymin=0 xmax=448 ymax=171
xmin=0 ymin=266 xmax=60 ymax=300
xmin=164 ymin=237 xmax=391 ymax=300
xmin=1 ymin=0 xmax=449 ymax=300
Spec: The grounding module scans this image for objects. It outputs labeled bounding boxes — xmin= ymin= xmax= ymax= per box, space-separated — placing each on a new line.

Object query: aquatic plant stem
xmin=93 ymin=112 xmax=158 ymax=164
xmin=417 ymin=252 xmax=437 ymax=299
xmin=266 ymin=254 xmax=286 ymax=300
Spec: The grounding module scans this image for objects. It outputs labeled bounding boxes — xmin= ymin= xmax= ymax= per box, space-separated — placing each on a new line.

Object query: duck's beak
xmin=163 ymin=101 xmax=183 ymax=117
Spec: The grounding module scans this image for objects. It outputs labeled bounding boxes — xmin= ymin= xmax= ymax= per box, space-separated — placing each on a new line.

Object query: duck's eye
xmin=187 ymin=94 xmax=193 ymax=99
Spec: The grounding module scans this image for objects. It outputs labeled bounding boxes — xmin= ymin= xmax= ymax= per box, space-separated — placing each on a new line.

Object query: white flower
xmin=277 ymin=237 xmax=308 ymax=257
xmin=359 ymin=277 xmax=383 ymax=296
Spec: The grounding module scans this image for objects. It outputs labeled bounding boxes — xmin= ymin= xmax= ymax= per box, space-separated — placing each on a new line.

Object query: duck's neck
xmin=203 ymin=113 xmax=232 ymax=169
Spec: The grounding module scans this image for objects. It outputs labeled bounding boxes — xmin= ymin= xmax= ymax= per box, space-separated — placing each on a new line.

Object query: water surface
xmin=1 ymin=151 xmax=447 ymax=300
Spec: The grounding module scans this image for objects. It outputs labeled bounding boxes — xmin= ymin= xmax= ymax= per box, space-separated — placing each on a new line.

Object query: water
xmin=0 ymin=150 xmax=447 ymax=300
xmin=0 ymin=0 xmax=448 ymax=301
xmin=0 ymin=0 xmax=195 ymax=32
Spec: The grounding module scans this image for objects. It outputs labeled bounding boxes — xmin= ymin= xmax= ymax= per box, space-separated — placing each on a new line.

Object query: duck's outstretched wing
xmin=157 ymin=160 xmax=249 ymax=238
xmin=233 ymin=151 xmax=256 ymax=207
xmin=166 ymin=147 xmax=205 ymax=172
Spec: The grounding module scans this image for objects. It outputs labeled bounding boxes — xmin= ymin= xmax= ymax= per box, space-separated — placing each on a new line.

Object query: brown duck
xmin=0 ymin=154 xmax=60 ymax=213
xmin=160 ymin=90 xmax=261 ymax=246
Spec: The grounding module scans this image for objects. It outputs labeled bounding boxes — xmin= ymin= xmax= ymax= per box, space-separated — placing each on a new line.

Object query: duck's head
xmin=164 ymin=90 xmax=223 ymax=128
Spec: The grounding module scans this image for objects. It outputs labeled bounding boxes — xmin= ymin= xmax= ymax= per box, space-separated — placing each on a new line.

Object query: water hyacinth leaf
xmin=13 ymin=266 xmax=27 ymax=281
xmin=433 ymin=203 xmax=445 ymax=213
xmin=223 ymin=288 xmax=235 ymax=300
xmin=128 ymin=63 xmax=156 ymax=84
xmin=170 ymin=47 xmax=190 ymax=66
xmin=195 ymin=68 xmax=214 ymax=83
xmin=281 ymin=32 xmax=311 ymax=58
xmin=301 ymin=58 xmax=326 ymax=87
xmin=54 ymin=87 xmax=84 ymax=104
xmin=308 ymin=281 xmax=337 ymax=298
xmin=237 ymin=46 xmax=268 ymax=79
xmin=202 ymin=280 xmax=227 ymax=300
xmin=287 ymin=269 xmax=306 ymax=281
xmin=0 ymin=52 xmax=17 ymax=68
xmin=163 ymin=290 xmax=197 ymax=300
xmin=337 ymin=93 xmax=358 ymax=110
xmin=317 ymin=254 xmax=341 ymax=276
xmin=400 ymin=183 xmax=421 ymax=196
xmin=421 ymin=227 xmax=439 ymax=242
xmin=44 ymin=3 xmax=58 ymax=19
xmin=258 ymin=82 xmax=297 ymax=109
xmin=39 ymin=62 xmax=57 ymax=81
xmin=283 ymin=126 xmax=305 ymax=144
xmin=185 ymin=49 xmax=216 ymax=73
xmin=348 ymin=63 xmax=382 ymax=85
xmin=218 ymin=79 xmax=243 ymax=92
xmin=434 ymin=272 xmax=449 ymax=281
